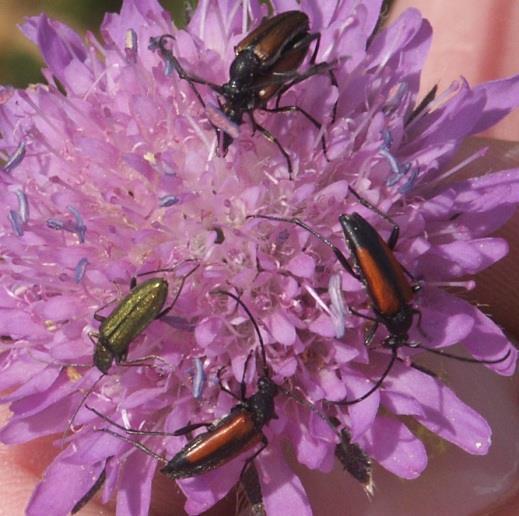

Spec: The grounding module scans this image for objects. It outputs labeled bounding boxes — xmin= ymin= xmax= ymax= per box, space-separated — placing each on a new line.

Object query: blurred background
xmin=0 ymin=0 xmax=189 ymax=87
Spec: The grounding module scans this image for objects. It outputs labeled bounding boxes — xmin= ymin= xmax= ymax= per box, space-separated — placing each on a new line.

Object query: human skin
xmin=1 ymin=1 xmax=519 ymax=514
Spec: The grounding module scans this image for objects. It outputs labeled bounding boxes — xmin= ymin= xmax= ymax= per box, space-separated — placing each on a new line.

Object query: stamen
xmin=383 ymin=82 xmax=408 ymax=115
xmin=398 ymin=167 xmax=420 ymax=193
xmin=8 ymin=210 xmax=24 ymax=236
xmin=16 ymin=190 xmax=29 ymax=222
xmin=379 ymin=148 xmax=411 ymax=186
xmin=67 ymin=206 xmax=87 ymax=243
xmin=329 ymin=273 xmax=346 ymax=338
xmin=192 ymin=357 xmax=206 ymax=400
xmin=125 ymin=29 xmax=138 ymax=63
xmin=2 ymin=141 xmax=26 ymax=173
xmin=304 ymin=284 xmax=331 ymax=314
xmin=74 ymin=258 xmax=89 ymax=283
xmin=428 ymin=280 xmax=476 ymax=291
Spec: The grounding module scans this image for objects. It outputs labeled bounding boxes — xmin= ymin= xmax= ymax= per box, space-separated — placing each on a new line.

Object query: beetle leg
xmin=240 ymin=350 xmax=255 ymax=400
xmin=239 ymin=462 xmax=265 ymax=516
xmin=118 ymin=354 xmax=170 ymax=369
xmin=308 ymin=31 xmax=320 ymax=64
xmin=338 ymin=349 xmax=398 ymax=405
xmin=27 ymin=350 xmax=90 ymax=370
xmin=152 ymin=34 xmax=223 ymax=95
xmin=86 ymin=405 xmax=180 ymax=437
xmin=134 ymin=260 xmax=199 ymax=281
xmin=93 ymin=307 xmax=109 ymax=322
xmin=95 ymin=428 xmax=169 ymax=465
xmin=239 ymin=434 xmax=268 ymax=481
xmin=217 ymin=366 xmax=241 ymax=401
xmin=156 ymin=262 xmax=200 ymax=319
xmin=62 ymin=374 xmax=105 ymax=445
xmin=412 ymin=308 xmax=428 ymax=339
xmin=150 ymin=34 xmax=226 ymax=145
xmin=304 ymin=31 xmax=339 ymax=122
xmin=173 ymin=421 xmax=214 ymax=436
xmin=347 ymin=186 xmax=401 ymax=249
xmin=363 ymin=320 xmax=380 ymax=347
xmin=270 ymin=60 xmax=335 ymax=94
xmin=399 ymin=359 xmax=438 ymax=378
xmin=248 ymin=213 xmax=359 ymax=279
xmin=328 ymin=69 xmax=339 ymax=123
xmin=410 ymin=344 xmax=512 ymax=365
xmin=248 ymin=111 xmax=293 ymax=180
xmin=348 ymin=308 xmax=381 ymax=346
xmin=262 ymin=104 xmax=330 ymax=162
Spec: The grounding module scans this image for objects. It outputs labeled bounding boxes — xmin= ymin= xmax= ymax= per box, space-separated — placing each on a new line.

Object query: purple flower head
xmin=1 ymin=1 xmax=519 ymax=514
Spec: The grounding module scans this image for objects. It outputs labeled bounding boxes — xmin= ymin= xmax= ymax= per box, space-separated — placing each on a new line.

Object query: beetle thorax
xmin=381 ymin=304 xmax=414 ymax=339
xmin=228 ymin=49 xmax=263 ymax=90
xmin=247 ymin=376 xmax=278 ymax=427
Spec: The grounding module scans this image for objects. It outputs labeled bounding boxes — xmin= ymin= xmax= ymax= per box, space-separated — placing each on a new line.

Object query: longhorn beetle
xmin=64 ymin=261 xmax=199 ymax=439
xmin=149 ymin=10 xmax=337 ymax=179
xmin=249 ymin=187 xmax=511 ymax=403
xmin=89 ymin=290 xmax=279 ymax=479
xmin=90 ymin=261 xmax=199 ymax=374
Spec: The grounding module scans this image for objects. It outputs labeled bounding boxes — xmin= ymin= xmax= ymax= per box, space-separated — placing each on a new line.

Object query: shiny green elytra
xmin=91 ymin=278 xmax=169 ymax=374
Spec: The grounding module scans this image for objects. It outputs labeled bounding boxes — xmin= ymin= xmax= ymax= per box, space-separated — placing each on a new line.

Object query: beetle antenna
xmin=337 ymin=351 xmax=398 ymax=405
xmin=212 ymin=290 xmax=269 ymax=378
xmin=410 ymin=344 xmax=512 ymax=365
xmin=61 ymin=372 xmax=104 ymax=447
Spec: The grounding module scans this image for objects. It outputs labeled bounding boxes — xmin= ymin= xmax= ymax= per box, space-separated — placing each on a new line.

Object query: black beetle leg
xmin=240 ymin=350 xmax=255 ymax=400
xmin=262 ymin=104 xmax=329 ymax=162
xmin=248 ymin=213 xmax=359 ymax=280
xmin=412 ymin=308 xmax=428 ymax=339
xmin=217 ymin=367 xmax=241 ymax=401
xmin=173 ymin=421 xmax=213 ymax=436
xmin=338 ymin=349 xmax=398 ymax=405
xmin=96 ymin=428 xmax=169 ymax=465
xmin=272 ymin=60 xmax=335 ymax=93
xmin=156 ymin=262 xmax=200 ymax=319
xmin=363 ymin=321 xmax=380 ymax=347
xmin=347 ymin=186 xmax=401 ymax=248
xmin=328 ymin=69 xmax=339 ymax=123
xmin=306 ymin=31 xmax=338 ymax=123
xmin=86 ymin=405 xmax=179 ymax=437
xmin=248 ymin=111 xmax=293 ymax=180
xmin=118 ymin=354 xmax=170 ymax=369
xmin=348 ymin=308 xmax=380 ymax=346
xmin=93 ymin=304 xmax=112 ymax=322
xmin=239 ymin=435 xmax=268 ymax=481
xmin=88 ymin=331 xmax=100 ymax=345
xmin=308 ymin=31 xmax=321 ymax=64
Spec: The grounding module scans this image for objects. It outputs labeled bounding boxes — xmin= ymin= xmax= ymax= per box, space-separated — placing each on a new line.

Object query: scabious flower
xmin=1 ymin=0 xmax=519 ymax=514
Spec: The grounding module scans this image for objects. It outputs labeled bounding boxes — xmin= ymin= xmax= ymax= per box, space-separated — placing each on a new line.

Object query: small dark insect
xmin=250 ymin=186 xmax=511 ymax=403
xmin=90 ymin=290 xmax=279 ymax=480
xmin=91 ymin=261 xmax=199 ymax=374
xmin=149 ymin=10 xmax=337 ymax=179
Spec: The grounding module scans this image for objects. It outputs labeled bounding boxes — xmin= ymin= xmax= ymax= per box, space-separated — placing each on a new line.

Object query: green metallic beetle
xmin=89 ymin=262 xmax=198 ymax=374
